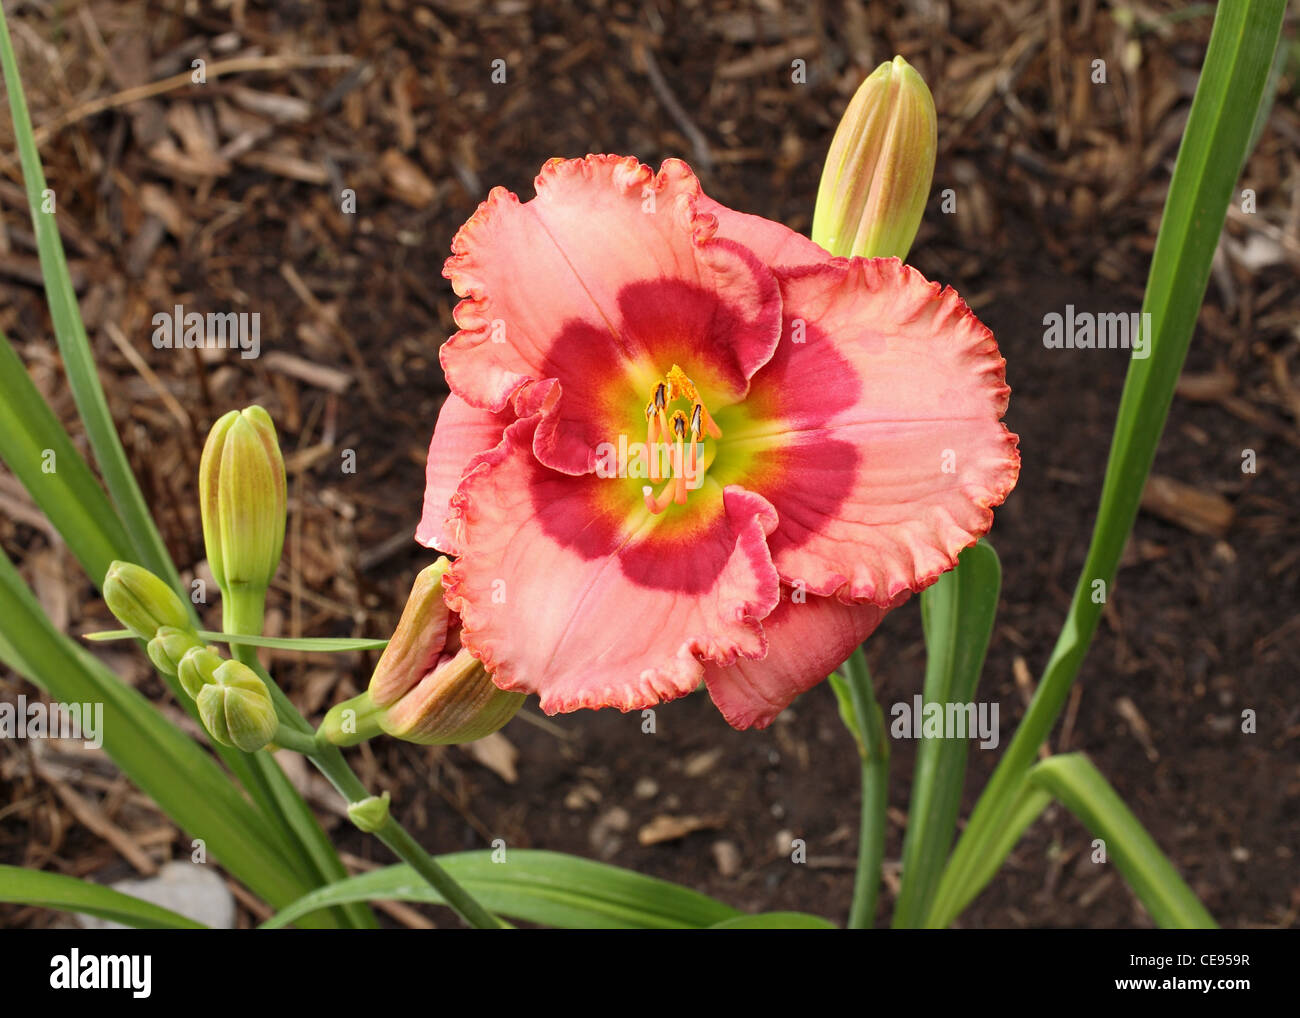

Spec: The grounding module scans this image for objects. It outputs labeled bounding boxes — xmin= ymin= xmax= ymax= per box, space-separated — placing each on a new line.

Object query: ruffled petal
xmin=440 ymin=155 xmax=781 ymax=475
xmin=732 ymin=257 xmax=1019 ymax=605
xmin=443 ymin=417 xmax=781 ymax=715
xmin=697 ymin=194 xmax=833 ymax=271
xmin=703 ymin=587 xmax=892 ymax=730
xmin=415 ymin=394 xmax=514 ymax=554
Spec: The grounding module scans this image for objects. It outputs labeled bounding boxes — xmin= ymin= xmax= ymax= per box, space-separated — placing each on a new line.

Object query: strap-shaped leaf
xmin=932 ymin=0 xmax=1285 ymax=927
xmin=0 ymin=865 xmax=205 ymax=929
xmin=263 ymin=850 xmax=743 ymax=929
xmin=1028 ymin=754 xmax=1216 ymax=929
xmin=893 ymin=540 xmax=1000 ymax=927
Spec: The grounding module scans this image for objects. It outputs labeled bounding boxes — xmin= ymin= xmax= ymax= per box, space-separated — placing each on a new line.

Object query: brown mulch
xmin=1 ymin=0 xmax=1298 ymax=929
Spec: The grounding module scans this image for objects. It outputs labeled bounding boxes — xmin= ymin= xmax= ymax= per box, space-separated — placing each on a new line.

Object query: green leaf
xmin=84 ymin=629 xmax=389 ymax=652
xmin=0 ymin=3 xmax=178 ymax=590
xmin=1028 ymin=755 xmax=1216 ymax=928
xmin=926 ymin=775 xmax=1051 ymax=927
xmin=262 ymin=851 xmax=743 ymax=929
xmin=0 ymin=865 xmax=205 ymax=929
xmin=0 ymin=9 xmax=363 ymax=927
xmin=709 ymin=912 xmax=836 ymax=929
xmin=0 ymin=330 xmax=132 ymax=585
xmin=893 ymin=540 xmax=1001 ymax=927
xmin=932 ymin=0 xmax=1285 ymax=928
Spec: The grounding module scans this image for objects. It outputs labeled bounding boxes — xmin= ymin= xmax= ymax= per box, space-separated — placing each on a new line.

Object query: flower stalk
xmin=830 ymin=648 xmax=889 ymax=928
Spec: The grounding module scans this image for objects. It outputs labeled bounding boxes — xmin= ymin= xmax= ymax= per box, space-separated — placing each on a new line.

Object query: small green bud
xmin=194 ymin=659 xmax=278 ymax=752
xmin=146 ymin=626 xmax=204 ymax=676
xmin=177 ymin=645 xmax=223 ymax=700
xmin=103 ymin=561 xmax=191 ymax=640
xmin=199 ymin=406 xmax=287 ymax=595
xmin=347 ymin=792 xmax=391 ymax=834
xmin=813 ymin=55 xmax=937 ymax=260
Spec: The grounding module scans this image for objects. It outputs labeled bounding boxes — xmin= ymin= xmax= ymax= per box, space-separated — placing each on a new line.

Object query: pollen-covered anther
xmin=639 ymin=368 xmax=718 ymax=514
xmin=670 ymin=411 xmax=690 ymax=506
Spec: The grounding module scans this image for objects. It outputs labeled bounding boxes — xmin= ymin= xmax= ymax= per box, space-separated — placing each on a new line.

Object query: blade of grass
xmin=0 ymin=5 xmax=176 ymax=589
xmin=0 ymin=339 xmax=355 ymax=922
xmin=1029 ymin=755 xmax=1216 ymax=928
xmin=892 ymin=540 xmax=1000 ymax=928
xmin=0 ymin=329 xmax=132 ymax=583
xmin=929 ymin=0 xmax=1285 ymax=927
xmin=262 ymin=850 xmax=742 ymax=930
xmin=0 ymin=18 xmax=368 ymax=924
xmin=928 ymin=774 xmax=1051 ymax=927
xmin=710 ymin=912 xmax=837 ymax=929
xmin=0 ymin=865 xmax=206 ymax=929
xmin=84 ymin=629 xmax=389 ymax=652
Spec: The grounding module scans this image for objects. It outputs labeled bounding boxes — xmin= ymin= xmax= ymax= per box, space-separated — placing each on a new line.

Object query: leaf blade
xmin=262 ymin=851 xmax=743 ymax=930
xmin=0 ymin=865 xmax=206 ymax=930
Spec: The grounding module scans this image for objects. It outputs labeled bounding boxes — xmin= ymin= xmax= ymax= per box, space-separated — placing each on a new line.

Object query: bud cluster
xmin=104 ymin=561 xmax=277 ymax=753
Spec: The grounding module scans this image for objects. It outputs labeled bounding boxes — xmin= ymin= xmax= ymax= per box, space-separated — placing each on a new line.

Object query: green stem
xmin=319 ymin=691 xmax=386 ymax=746
xmin=272 ymin=724 xmax=320 ymax=755
xmin=836 ymin=649 xmax=889 ymax=929
xmin=221 ymin=590 xmax=501 ymax=929
xmin=307 ymin=740 xmax=504 ymax=930
xmin=852 ymin=749 xmax=889 ymax=929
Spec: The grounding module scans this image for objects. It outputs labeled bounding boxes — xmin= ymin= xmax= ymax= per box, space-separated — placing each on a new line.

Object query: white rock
xmin=77 ymin=861 xmax=236 ymax=930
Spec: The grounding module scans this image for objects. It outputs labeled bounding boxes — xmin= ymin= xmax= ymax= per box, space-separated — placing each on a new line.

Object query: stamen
xmin=699 ymin=403 xmax=722 ymax=439
xmin=641 ymin=481 xmax=676 ymax=514
xmin=671 ymin=412 xmax=689 ymax=505
xmin=634 ymin=368 xmax=720 ymax=511
xmin=645 ymin=401 xmax=661 ymax=482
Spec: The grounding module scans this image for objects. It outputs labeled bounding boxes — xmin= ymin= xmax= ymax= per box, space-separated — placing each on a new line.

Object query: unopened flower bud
xmin=379 ymin=647 xmax=524 ymax=745
xmin=347 ymin=792 xmax=391 ymax=834
xmin=199 ymin=406 xmax=286 ymax=597
xmin=813 ymin=55 xmax=937 ymax=260
xmin=193 ymin=658 xmax=278 ymax=752
xmin=103 ymin=561 xmax=191 ymax=640
xmin=368 ymin=559 xmax=454 ymax=708
xmin=147 ymin=626 xmax=204 ymax=676
xmin=177 ymin=645 xmax=223 ymax=700
xmin=322 ymin=558 xmax=524 ymax=747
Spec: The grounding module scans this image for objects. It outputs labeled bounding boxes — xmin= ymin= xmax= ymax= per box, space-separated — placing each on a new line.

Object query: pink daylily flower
xmin=416 ymin=154 xmax=1018 ymax=730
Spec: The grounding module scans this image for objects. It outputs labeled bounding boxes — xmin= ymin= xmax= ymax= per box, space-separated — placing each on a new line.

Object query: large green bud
xmin=813 ymin=55 xmax=937 ymax=260
xmin=199 ymin=406 xmax=287 ymax=597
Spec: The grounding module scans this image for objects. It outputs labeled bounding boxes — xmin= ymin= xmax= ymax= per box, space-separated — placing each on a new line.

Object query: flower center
xmin=641 ymin=365 xmax=722 ymax=514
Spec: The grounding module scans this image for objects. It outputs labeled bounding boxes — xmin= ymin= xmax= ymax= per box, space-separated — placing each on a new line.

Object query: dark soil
xmin=1 ymin=1 xmax=1297 ymax=929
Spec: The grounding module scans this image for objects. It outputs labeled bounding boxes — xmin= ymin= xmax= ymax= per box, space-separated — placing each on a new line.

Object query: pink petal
xmin=415 ymin=394 xmax=514 ymax=554
xmin=703 ymin=587 xmax=893 ymax=730
xmin=697 ymin=193 xmax=833 ymax=271
xmin=736 ymin=257 xmax=1019 ymax=605
xmin=443 ymin=418 xmax=781 ymax=715
xmin=440 ymin=155 xmax=781 ymax=474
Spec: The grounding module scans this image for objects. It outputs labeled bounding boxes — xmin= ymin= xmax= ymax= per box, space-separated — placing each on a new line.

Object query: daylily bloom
xmin=416 ymin=155 xmax=1018 ymax=730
